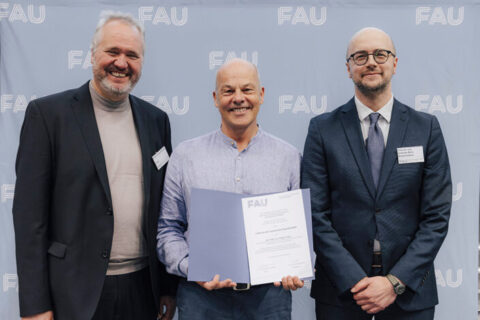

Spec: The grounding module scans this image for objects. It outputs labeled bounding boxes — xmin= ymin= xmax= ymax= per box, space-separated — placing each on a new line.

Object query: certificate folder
xmin=187 ymin=188 xmax=314 ymax=283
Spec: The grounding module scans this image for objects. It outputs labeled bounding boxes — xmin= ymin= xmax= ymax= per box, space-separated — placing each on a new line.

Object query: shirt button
xmin=236 ymin=177 xmax=240 ymax=182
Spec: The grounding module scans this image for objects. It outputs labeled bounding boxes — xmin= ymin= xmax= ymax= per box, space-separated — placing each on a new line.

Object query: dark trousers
xmin=315 ymin=266 xmax=434 ymax=320
xmin=315 ymin=301 xmax=434 ymax=320
xmin=177 ymin=279 xmax=291 ymax=320
xmin=92 ymin=267 xmax=157 ymax=320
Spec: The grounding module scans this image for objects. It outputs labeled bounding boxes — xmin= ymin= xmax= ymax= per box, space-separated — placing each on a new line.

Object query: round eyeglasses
xmin=347 ymin=49 xmax=395 ymax=66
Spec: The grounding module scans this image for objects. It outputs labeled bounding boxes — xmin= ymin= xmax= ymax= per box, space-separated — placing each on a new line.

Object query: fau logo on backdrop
xmin=209 ymin=51 xmax=258 ymax=70
xmin=452 ymin=182 xmax=462 ymax=202
xmin=277 ymin=7 xmax=327 ymax=26
xmin=3 ymin=274 xmax=18 ymax=292
xmin=279 ymin=95 xmax=327 ymax=115
xmin=1 ymin=184 xmax=15 ymax=203
xmin=416 ymin=7 xmax=464 ymax=26
xmin=138 ymin=7 xmax=188 ymax=26
xmin=141 ymin=96 xmax=190 ymax=115
xmin=415 ymin=95 xmax=463 ymax=114
xmin=435 ymin=269 xmax=462 ymax=288
xmin=68 ymin=49 xmax=92 ymax=70
xmin=0 ymin=95 xmax=36 ymax=113
xmin=0 ymin=3 xmax=45 ymax=23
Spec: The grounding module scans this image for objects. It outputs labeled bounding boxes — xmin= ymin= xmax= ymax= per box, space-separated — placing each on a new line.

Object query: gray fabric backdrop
xmin=1 ymin=1 xmax=478 ymax=319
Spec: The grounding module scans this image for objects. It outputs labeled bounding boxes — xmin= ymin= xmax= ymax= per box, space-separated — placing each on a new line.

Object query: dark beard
xmin=354 ymin=79 xmax=388 ymax=99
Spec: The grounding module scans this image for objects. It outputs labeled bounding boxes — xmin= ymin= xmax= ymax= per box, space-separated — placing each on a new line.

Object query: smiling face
xmin=213 ymin=59 xmax=264 ymax=138
xmin=346 ymin=28 xmax=397 ymax=99
xmin=91 ymin=19 xmax=144 ymax=101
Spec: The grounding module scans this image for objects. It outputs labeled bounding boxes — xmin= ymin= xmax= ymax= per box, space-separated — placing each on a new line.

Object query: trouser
xmin=315 ymin=301 xmax=434 ymax=320
xmin=92 ymin=267 xmax=157 ymax=320
xmin=177 ymin=279 xmax=292 ymax=320
xmin=315 ymin=256 xmax=435 ymax=320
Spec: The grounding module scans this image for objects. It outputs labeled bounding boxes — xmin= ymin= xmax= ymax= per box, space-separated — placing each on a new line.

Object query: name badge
xmin=152 ymin=147 xmax=169 ymax=170
xmin=397 ymin=146 xmax=424 ymax=164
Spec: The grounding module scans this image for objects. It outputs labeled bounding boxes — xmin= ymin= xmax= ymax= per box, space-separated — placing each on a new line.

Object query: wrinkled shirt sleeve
xmin=157 ymin=149 xmax=189 ymax=277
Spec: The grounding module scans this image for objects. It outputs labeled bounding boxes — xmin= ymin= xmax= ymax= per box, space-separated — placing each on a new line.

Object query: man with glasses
xmin=301 ymin=27 xmax=451 ymax=319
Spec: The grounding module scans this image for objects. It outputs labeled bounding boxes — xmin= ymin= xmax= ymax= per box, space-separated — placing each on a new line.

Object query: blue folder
xmin=187 ymin=188 xmax=314 ymax=283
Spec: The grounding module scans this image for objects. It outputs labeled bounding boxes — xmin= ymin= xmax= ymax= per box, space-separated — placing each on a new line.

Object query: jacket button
xmin=102 ymin=250 xmax=109 ymax=259
xmin=375 ymin=208 xmax=381 ymax=213
xmin=106 ymin=207 xmax=113 ymax=215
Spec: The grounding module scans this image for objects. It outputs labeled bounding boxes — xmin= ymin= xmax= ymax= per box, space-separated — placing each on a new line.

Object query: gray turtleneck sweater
xmin=89 ymin=81 xmax=148 ymax=275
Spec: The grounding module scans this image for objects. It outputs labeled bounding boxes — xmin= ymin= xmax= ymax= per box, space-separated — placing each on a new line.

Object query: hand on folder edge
xmin=196 ymin=274 xmax=304 ymax=291
xmin=274 ymin=275 xmax=304 ymax=291
xmin=196 ymin=274 xmax=237 ymax=291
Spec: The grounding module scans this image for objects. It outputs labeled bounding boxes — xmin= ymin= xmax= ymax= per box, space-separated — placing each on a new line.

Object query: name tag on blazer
xmin=397 ymin=146 xmax=424 ymax=164
xmin=152 ymin=147 xmax=169 ymax=170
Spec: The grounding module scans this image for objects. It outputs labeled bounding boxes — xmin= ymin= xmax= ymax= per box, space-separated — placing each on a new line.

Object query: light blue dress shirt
xmin=157 ymin=128 xmax=301 ymax=277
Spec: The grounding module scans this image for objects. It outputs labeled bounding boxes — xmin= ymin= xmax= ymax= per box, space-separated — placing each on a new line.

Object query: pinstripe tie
xmin=367 ymin=113 xmax=384 ymax=189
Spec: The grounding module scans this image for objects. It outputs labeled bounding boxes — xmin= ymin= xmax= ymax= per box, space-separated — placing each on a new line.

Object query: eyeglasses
xmin=347 ymin=49 xmax=395 ymax=66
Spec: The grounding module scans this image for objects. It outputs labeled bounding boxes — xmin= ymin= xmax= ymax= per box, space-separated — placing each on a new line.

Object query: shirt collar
xmin=217 ymin=125 xmax=263 ymax=149
xmin=355 ymin=95 xmax=394 ymax=123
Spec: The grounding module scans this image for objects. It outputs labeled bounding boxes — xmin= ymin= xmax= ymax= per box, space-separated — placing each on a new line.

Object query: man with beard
xmin=13 ymin=13 xmax=176 ymax=320
xmin=301 ymin=27 xmax=451 ymax=319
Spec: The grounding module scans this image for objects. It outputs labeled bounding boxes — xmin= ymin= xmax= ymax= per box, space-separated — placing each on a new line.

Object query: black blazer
xmin=13 ymin=82 xmax=177 ymax=320
xmin=301 ymin=98 xmax=451 ymax=312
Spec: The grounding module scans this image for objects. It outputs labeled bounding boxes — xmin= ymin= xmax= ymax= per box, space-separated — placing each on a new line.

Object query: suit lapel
xmin=376 ymin=100 xmax=409 ymax=199
xmin=130 ymin=97 xmax=152 ymax=221
xmin=70 ymin=82 xmax=112 ymax=206
xmin=340 ymin=99 xmax=376 ymax=199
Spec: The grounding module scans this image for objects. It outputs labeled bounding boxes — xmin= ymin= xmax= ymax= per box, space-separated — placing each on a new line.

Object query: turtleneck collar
xmin=89 ymin=80 xmax=129 ymax=112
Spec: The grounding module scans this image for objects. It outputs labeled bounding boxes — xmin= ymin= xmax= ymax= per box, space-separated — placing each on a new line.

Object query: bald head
xmin=346 ymin=27 xmax=396 ymax=59
xmin=345 ymin=27 xmax=398 ymax=107
xmin=212 ymin=58 xmax=264 ymax=143
xmin=215 ymin=58 xmax=260 ymax=92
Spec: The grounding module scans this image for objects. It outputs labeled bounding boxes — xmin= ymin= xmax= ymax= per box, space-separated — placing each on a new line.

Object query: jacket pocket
xmin=48 ymin=241 xmax=67 ymax=258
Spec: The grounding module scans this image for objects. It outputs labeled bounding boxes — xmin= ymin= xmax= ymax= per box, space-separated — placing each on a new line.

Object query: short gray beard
xmin=99 ymin=77 xmax=133 ymax=97
xmin=91 ymin=59 xmax=140 ymax=99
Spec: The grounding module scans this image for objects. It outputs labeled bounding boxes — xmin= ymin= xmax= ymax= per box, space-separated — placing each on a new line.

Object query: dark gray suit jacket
xmin=302 ymin=98 xmax=451 ymax=311
xmin=13 ymin=82 xmax=177 ymax=319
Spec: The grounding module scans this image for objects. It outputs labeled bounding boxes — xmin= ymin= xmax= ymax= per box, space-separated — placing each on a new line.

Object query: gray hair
xmin=91 ymin=12 xmax=145 ymax=54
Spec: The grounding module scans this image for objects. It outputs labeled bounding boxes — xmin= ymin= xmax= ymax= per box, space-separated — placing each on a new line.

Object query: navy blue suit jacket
xmin=301 ymin=98 xmax=451 ymax=311
xmin=13 ymin=82 xmax=177 ymax=319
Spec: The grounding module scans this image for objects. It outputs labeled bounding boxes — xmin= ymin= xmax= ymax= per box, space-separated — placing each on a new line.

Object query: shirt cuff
xmin=179 ymin=257 xmax=188 ymax=278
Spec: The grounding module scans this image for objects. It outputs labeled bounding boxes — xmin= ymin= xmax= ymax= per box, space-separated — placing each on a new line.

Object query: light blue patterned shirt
xmin=157 ymin=128 xmax=301 ymax=277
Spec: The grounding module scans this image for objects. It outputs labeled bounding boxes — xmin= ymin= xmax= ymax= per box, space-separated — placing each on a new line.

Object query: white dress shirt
xmin=355 ymin=95 xmax=394 ymax=146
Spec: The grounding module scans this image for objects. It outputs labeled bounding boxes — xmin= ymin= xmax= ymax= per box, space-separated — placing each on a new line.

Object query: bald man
xmin=301 ymin=27 xmax=451 ymax=319
xmin=157 ymin=59 xmax=304 ymax=320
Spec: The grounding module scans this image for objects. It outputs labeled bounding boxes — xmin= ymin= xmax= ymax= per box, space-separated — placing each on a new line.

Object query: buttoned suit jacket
xmin=13 ymin=82 xmax=177 ymax=320
xmin=301 ymin=98 xmax=451 ymax=311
